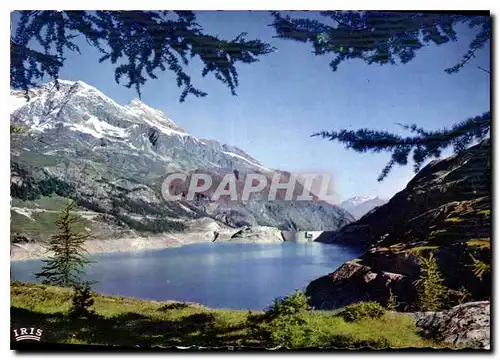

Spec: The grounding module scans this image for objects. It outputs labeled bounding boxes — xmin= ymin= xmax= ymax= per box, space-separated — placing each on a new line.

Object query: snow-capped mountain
xmin=10 ymin=80 xmax=354 ymax=237
xmin=10 ymin=80 xmax=268 ymax=174
xmin=340 ymin=196 xmax=387 ymax=220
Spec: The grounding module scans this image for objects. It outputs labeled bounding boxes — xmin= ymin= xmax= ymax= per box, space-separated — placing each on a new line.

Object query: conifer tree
xmin=35 ymin=201 xmax=93 ymax=287
xmin=413 ymin=252 xmax=448 ymax=311
xmin=68 ymin=282 xmax=96 ymax=319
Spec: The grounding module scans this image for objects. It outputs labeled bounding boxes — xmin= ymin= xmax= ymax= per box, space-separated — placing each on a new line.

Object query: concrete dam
xmin=281 ymin=231 xmax=327 ymax=243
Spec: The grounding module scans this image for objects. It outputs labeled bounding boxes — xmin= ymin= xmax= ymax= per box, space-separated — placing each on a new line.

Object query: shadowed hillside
xmin=307 ymin=140 xmax=491 ymax=311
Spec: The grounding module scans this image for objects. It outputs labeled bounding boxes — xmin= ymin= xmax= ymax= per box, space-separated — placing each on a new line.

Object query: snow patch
xmin=70 ymin=116 xmax=128 ymax=139
xmin=138 ymin=115 xmax=187 ymax=138
xmin=342 ymin=196 xmax=380 ymax=207
xmin=222 ymin=151 xmax=270 ymax=172
xmin=125 ymin=98 xmax=186 ymax=136
xmin=10 ymin=95 xmax=28 ymax=114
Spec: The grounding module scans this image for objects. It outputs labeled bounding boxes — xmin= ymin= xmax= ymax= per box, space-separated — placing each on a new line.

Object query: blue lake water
xmin=10 ymin=242 xmax=359 ymax=310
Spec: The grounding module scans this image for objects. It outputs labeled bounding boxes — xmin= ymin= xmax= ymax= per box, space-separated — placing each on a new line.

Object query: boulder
xmin=229 ymin=226 xmax=284 ymax=243
xmin=306 ymin=261 xmax=414 ymax=310
xmin=413 ymin=301 xmax=490 ymax=350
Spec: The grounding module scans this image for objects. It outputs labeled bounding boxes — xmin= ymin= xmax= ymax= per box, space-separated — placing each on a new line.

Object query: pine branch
xmin=477 ymin=65 xmax=490 ymax=74
xmin=11 ymin=10 xmax=275 ymax=102
xmin=312 ymin=111 xmax=490 ymax=181
xmin=445 ymin=17 xmax=490 ymax=74
xmin=270 ymin=12 xmax=487 ymax=73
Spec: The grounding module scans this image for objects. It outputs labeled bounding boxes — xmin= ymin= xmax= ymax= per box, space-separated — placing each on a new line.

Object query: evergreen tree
xmin=68 ymin=282 xmax=96 ymax=319
xmin=35 ymin=201 xmax=93 ymax=287
xmin=270 ymin=11 xmax=490 ymax=180
xmin=413 ymin=252 xmax=448 ymax=311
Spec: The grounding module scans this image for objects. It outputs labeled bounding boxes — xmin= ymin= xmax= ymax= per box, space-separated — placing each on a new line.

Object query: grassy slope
xmin=11 ymin=206 xmax=93 ymax=242
xmin=10 ymin=282 xmax=437 ymax=349
xmin=11 ymin=195 xmax=78 ymax=211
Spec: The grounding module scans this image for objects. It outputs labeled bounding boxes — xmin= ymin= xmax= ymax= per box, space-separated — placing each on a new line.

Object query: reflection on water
xmin=11 ymin=242 xmax=360 ymax=310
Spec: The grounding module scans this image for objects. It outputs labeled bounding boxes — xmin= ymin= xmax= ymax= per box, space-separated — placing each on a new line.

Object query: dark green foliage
xmin=248 ymin=292 xmax=392 ymax=348
xmin=11 ymin=163 xmax=76 ymax=201
xmin=270 ymin=11 xmax=490 ymax=180
xmin=263 ymin=313 xmax=314 ymax=348
xmin=247 ymin=290 xmax=315 ymax=348
xmin=11 ymin=11 xmax=274 ymax=102
xmin=68 ymin=282 xmax=96 ymax=319
xmin=72 ymin=196 xmax=107 ymax=214
xmin=271 ymin=12 xmax=489 ymax=74
xmin=457 ymin=286 xmax=471 ymax=304
xmin=35 ymin=201 xmax=93 ymax=287
xmin=413 ymin=252 xmax=448 ymax=311
xmin=337 ymin=301 xmax=386 ymax=322
xmin=313 ymin=112 xmax=490 ymax=181
xmin=115 ymin=214 xmax=186 ymax=233
xmin=11 ymin=282 xmax=435 ymax=349
xmin=266 ymin=289 xmax=310 ymax=318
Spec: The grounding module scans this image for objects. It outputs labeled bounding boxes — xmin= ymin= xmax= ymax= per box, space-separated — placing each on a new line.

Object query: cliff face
xmin=318 ymin=140 xmax=490 ymax=249
xmin=307 ymin=140 xmax=491 ymax=311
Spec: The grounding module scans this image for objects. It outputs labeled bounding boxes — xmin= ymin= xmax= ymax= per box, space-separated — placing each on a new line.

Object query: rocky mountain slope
xmin=307 ymin=140 xmax=491 ymax=311
xmin=340 ymin=196 xmax=387 ymax=219
xmin=10 ymin=80 xmax=354 ymax=245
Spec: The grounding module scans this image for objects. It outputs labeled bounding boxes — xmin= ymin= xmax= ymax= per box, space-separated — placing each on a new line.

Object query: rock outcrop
xmin=306 ymin=261 xmax=414 ymax=310
xmin=228 ymin=226 xmax=284 ymax=243
xmin=413 ymin=301 xmax=490 ymax=350
xmin=306 ymin=140 xmax=491 ymax=311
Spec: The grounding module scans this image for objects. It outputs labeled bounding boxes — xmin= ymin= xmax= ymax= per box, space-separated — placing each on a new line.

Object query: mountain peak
xmin=124 ymin=98 xmax=185 ymax=133
xmin=340 ymin=196 xmax=387 ymax=219
xmin=342 ymin=196 xmax=378 ymax=205
xmin=50 ymin=79 xmax=96 ymax=92
xmin=127 ymin=98 xmax=147 ymax=107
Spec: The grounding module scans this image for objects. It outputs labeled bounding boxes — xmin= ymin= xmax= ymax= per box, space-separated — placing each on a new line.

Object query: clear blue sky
xmin=11 ymin=11 xmax=490 ymax=202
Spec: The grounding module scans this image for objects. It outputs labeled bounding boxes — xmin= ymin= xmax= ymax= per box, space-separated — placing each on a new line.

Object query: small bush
xmin=68 ymin=282 xmax=96 ymax=319
xmin=337 ymin=301 xmax=386 ymax=322
xmin=247 ymin=290 xmax=315 ymax=348
xmin=265 ymin=289 xmax=310 ymax=319
xmin=265 ymin=315 xmax=314 ymax=348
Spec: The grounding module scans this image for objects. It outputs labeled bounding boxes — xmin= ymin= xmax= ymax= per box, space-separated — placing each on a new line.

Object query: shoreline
xmin=10 ymin=228 xmax=290 ymax=261
xmin=10 ymin=231 xmax=233 ymax=261
xmin=10 ymin=227 xmax=342 ymax=261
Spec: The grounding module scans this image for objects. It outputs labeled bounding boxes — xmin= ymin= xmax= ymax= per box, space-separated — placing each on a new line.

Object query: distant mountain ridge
xmin=340 ymin=196 xmax=387 ymax=219
xmin=10 ymin=80 xmax=354 ymax=242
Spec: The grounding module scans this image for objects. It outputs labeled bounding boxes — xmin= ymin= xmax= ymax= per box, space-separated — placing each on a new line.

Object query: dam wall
xmin=281 ymin=231 xmax=324 ymax=243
